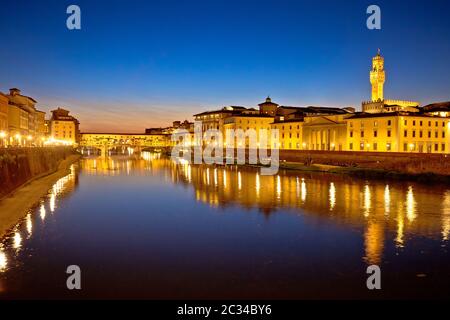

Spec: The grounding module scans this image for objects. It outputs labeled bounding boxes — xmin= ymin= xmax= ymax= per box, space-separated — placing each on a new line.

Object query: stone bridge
xmin=79 ymin=133 xmax=172 ymax=156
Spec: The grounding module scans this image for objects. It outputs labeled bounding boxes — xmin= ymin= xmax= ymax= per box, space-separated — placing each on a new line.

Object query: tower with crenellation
xmin=362 ymin=50 xmax=419 ymax=113
xmin=370 ymin=49 xmax=385 ymax=101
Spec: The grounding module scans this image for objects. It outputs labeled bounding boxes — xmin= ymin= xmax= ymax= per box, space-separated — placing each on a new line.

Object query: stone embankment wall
xmin=172 ymin=147 xmax=450 ymax=176
xmin=0 ymin=147 xmax=76 ymax=199
xmin=279 ymin=150 xmax=450 ymax=176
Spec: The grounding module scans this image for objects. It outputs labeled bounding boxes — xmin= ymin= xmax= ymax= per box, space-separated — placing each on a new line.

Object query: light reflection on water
xmin=1 ymin=153 xmax=450 ymax=298
xmin=66 ymin=155 xmax=450 ymax=250
xmin=0 ymin=165 xmax=77 ymax=275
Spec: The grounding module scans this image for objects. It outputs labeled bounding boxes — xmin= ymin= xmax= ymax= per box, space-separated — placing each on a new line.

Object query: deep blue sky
xmin=1 ymin=0 xmax=449 ymax=132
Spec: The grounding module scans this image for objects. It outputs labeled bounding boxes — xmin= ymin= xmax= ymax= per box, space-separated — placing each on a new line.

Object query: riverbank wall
xmin=0 ymin=147 xmax=77 ymax=199
xmin=278 ymin=150 xmax=450 ymax=176
xmin=170 ymin=147 xmax=450 ymax=180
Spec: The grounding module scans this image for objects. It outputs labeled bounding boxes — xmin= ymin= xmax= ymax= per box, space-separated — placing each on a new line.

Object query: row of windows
xmin=350 ymin=130 xmax=446 ymax=139
xmin=281 ymin=133 xmax=300 ymax=139
xmin=238 ymin=120 xmax=271 ymax=125
xmin=349 ymin=142 xmax=446 ymax=152
xmin=236 ymin=126 xmax=271 ymax=131
xmin=349 ymin=120 xmax=391 ymax=128
xmin=275 ymin=143 xmax=342 ymax=151
xmin=349 ymin=119 xmax=447 ymax=128
xmin=403 ymin=130 xmax=445 ymax=138
xmin=403 ymin=120 xmax=446 ymax=127
xmin=350 ymin=130 xmax=391 ymax=138
xmin=279 ymin=125 xmax=301 ymax=131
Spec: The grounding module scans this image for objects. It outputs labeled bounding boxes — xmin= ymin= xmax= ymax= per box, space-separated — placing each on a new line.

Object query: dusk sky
xmin=1 ymin=0 xmax=449 ymax=132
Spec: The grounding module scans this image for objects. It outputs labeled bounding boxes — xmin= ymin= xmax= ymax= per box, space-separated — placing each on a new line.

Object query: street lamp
xmin=0 ymin=131 xmax=6 ymax=147
xmin=15 ymin=134 xmax=21 ymax=146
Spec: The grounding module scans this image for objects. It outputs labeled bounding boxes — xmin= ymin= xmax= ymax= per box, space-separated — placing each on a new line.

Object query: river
xmin=0 ymin=152 xmax=449 ymax=299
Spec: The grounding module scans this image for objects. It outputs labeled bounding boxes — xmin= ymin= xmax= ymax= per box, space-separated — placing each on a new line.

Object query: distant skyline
xmin=1 ymin=0 xmax=450 ymax=132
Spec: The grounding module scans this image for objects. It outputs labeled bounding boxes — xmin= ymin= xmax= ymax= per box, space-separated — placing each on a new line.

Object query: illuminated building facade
xmin=0 ymin=93 xmax=8 ymax=146
xmin=271 ymin=108 xmax=353 ymax=150
xmin=271 ymin=120 xmax=303 ymax=150
xmin=194 ymin=106 xmax=259 ymax=145
xmin=347 ymin=112 xmax=450 ymax=153
xmin=50 ymin=108 xmax=80 ymax=145
xmin=5 ymin=88 xmax=47 ymax=146
xmin=223 ymin=115 xmax=273 ymax=148
xmin=301 ymin=114 xmax=351 ymax=151
xmin=258 ymin=97 xmax=279 ymax=116
xmin=7 ymin=104 xmax=29 ymax=146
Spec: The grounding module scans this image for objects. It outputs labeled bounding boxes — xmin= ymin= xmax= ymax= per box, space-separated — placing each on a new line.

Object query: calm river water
xmin=1 ymin=152 xmax=450 ymax=299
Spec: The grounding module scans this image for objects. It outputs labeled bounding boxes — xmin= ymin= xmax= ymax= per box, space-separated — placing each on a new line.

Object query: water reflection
xmin=363 ymin=184 xmax=371 ymax=217
xmin=396 ymin=208 xmax=405 ymax=248
xmin=122 ymin=153 xmax=449 ymax=264
xmin=406 ymin=186 xmax=417 ymax=222
xmin=0 ymin=163 xmax=78 ymax=273
xmin=384 ymin=185 xmax=390 ymax=215
xmin=442 ymin=191 xmax=450 ymax=241
xmin=0 ymin=248 xmax=7 ymax=272
xmin=329 ymin=182 xmax=336 ymax=211
xmin=26 ymin=214 xmax=32 ymax=238
xmin=12 ymin=232 xmax=22 ymax=251
xmin=301 ymin=178 xmax=306 ymax=202
xmin=2 ymin=153 xmax=450 ymax=280
xmin=39 ymin=204 xmax=46 ymax=221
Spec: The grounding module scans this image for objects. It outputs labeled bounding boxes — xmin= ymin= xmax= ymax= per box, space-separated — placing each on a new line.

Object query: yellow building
xmin=2 ymin=88 xmax=47 ymax=146
xmin=258 ymin=97 xmax=279 ymax=117
xmin=0 ymin=93 xmax=8 ymax=146
xmin=50 ymin=108 xmax=80 ymax=145
xmin=194 ymin=106 xmax=259 ymax=145
xmin=346 ymin=112 xmax=450 ymax=153
xmin=270 ymin=107 xmax=353 ymax=150
xmin=302 ymin=114 xmax=351 ymax=151
xmin=7 ymin=88 xmax=36 ymax=136
xmin=35 ymin=110 xmax=47 ymax=140
xmin=223 ymin=115 xmax=273 ymax=148
xmin=8 ymin=104 xmax=29 ymax=146
xmin=271 ymin=120 xmax=303 ymax=150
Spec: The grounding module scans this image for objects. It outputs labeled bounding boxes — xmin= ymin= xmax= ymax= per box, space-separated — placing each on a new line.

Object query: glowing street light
xmin=0 ymin=131 xmax=7 ymax=147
